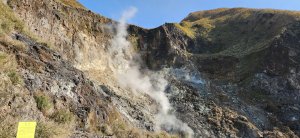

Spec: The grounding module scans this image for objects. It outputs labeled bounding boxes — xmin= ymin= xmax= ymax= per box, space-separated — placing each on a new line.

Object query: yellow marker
xmin=16 ymin=122 xmax=37 ymax=138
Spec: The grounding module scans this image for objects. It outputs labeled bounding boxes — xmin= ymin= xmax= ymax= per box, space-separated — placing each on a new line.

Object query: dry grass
xmin=0 ymin=52 xmax=17 ymax=72
xmin=103 ymin=109 xmax=179 ymax=138
xmin=0 ymin=1 xmax=24 ymax=35
xmin=0 ymin=35 xmax=27 ymax=51
xmin=0 ymin=52 xmax=23 ymax=137
xmin=56 ymin=0 xmax=85 ymax=9
xmin=0 ymin=52 xmax=25 ymax=138
xmin=184 ymin=8 xmax=300 ymax=22
xmin=0 ymin=52 xmax=23 ymax=85
xmin=0 ymin=1 xmax=52 ymax=50
xmin=35 ymin=121 xmax=73 ymax=138
xmin=8 ymin=71 xmax=21 ymax=85
xmin=0 ymin=116 xmax=18 ymax=138
xmin=51 ymin=109 xmax=74 ymax=124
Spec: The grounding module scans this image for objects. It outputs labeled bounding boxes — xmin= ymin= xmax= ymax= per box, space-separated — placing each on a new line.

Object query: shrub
xmin=34 ymin=93 xmax=53 ymax=113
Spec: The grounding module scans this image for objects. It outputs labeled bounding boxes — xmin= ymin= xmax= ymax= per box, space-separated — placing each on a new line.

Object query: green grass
xmin=0 ymin=52 xmax=7 ymax=65
xmin=186 ymin=8 xmax=300 ymax=82
xmin=175 ymin=23 xmax=196 ymax=39
xmin=34 ymin=93 xmax=53 ymax=113
xmin=0 ymin=1 xmax=25 ymax=35
xmin=1 ymin=1 xmax=53 ymax=49
xmin=180 ymin=8 xmax=300 ymax=57
xmin=0 ymin=52 xmax=23 ymax=85
xmin=8 ymin=71 xmax=21 ymax=85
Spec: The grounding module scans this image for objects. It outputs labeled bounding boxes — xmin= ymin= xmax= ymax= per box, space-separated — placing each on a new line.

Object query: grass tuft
xmin=35 ymin=121 xmax=72 ymax=138
xmin=8 ymin=71 xmax=21 ymax=85
xmin=51 ymin=110 xmax=74 ymax=124
xmin=34 ymin=93 xmax=53 ymax=113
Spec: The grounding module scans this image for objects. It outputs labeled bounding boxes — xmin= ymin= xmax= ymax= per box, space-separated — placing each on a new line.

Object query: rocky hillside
xmin=1 ymin=0 xmax=300 ymax=137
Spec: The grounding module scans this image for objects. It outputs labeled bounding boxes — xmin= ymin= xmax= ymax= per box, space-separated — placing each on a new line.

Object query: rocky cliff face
xmin=1 ymin=0 xmax=300 ymax=137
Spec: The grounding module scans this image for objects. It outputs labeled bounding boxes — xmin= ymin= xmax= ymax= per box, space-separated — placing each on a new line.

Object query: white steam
xmin=108 ymin=7 xmax=194 ymax=137
xmin=169 ymin=67 xmax=205 ymax=85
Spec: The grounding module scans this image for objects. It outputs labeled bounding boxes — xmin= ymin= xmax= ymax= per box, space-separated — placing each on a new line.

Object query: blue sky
xmin=78 ymin=0 xmax=300 ymax=29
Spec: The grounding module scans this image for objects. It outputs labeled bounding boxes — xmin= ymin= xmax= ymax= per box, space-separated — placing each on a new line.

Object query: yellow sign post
xmin=16 ymin=122 xmax=37 ymax=138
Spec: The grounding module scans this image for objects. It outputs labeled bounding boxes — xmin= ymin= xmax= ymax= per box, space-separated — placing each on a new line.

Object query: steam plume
xmin=108 ymin=7 xmax=194 ymax=137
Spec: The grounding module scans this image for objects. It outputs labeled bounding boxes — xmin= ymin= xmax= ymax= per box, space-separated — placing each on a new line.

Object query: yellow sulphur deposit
xmin=16 ymin=122 xmax=37 ymax=138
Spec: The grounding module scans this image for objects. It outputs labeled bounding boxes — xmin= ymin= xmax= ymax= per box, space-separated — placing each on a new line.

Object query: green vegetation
xmin=51 ymin=110 xmax=74 ymax=124
xmin=174 ymin=22 xmax=195 ymax=39
xmin=0 ymin=52 xmax=23 ymax=85
xmin=1 ymin=1 xmax=53 ymax=49
xmin=0 ymin=1 xmax=27 ymax=49
xmin=181 ymin=8 xmax=300 ymax=57
xmin=8 ymin=71 xmax=21 ymax=85
xmin=34 ymin=93 xmax=53 ymax=113
xmin=0 ymin=1 xmax=24 ymax=35
xmin=183 ymin=8 xmax=300 ymax=82
xmin=0 ymin=52 xmax=9 ymax=69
